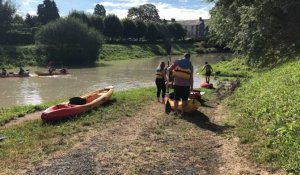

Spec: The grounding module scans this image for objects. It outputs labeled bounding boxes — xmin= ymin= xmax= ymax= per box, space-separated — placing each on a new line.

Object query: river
xmin=0 ymin=53 xmax=231 ymax=108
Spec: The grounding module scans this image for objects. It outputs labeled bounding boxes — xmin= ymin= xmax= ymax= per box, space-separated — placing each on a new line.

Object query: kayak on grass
xmin=41 ymin=86 xmax=113 ymax=122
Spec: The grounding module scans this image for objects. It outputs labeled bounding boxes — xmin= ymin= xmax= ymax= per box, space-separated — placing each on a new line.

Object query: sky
xmin=13 ymin=0 xmax=214 ymax=20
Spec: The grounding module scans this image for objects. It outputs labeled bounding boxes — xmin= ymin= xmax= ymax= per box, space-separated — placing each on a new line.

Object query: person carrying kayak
xmin=168 ymin=53 xmax=194 ymax=115
xmin=202 ymin=62 xmax=213 ymax=83
xmin=155 ymin=62 xmax=167 ymax=104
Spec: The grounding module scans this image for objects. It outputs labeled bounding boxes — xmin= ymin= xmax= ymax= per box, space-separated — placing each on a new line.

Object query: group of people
xmin=1 ymin=67 xmax=29 ymax=76
xmin=47 ymin=60 xmax=68 ymax=74
xmin=155 ymin=53 xmax=213 ymax=115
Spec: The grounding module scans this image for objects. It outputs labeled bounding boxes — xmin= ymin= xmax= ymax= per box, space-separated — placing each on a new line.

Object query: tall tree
xmin=127 ymin=4 xmax=160 ymax=22
xmin=0 ymin=0 xmax=16 ymax=43
xmin=37 ymin=0 xmax=59 ymax=24
xmin=122 ymin=18 xmax=136 ymax=39
xmin=145 ymin=22 xmax=158 ymax=42
xmin=209 ymin=0 xmax=300 ymax=65
xmin=25 ymin=13 xmax=39 ymax=27
xmin=94 ymin=4 xmax=106 ymax=16
xmin=103 ymin=14 xmax=123 ymax=40
xmin=134 ymin=19 xmax=147 ymax=40
xmin=89 ymin=15 xmax=104 ymax=32
xmin=68 ymin=10 xmax=89 ymax=24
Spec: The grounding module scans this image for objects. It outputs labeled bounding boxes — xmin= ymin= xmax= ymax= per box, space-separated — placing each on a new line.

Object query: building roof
xmin=176 ymin=19 xmax=209 ymax=26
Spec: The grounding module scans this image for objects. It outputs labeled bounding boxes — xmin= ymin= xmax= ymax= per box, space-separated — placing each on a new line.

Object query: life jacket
xmin=155 ymin=67 xmax=163 ymax=79
xmin=172 ymin=59 xmax=192 ymax=79
xmin=205 ymin=64 xmax=212 ymax=71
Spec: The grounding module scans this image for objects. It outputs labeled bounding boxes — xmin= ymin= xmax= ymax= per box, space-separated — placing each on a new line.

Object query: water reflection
xmin=0 ymin=53 xmax=231 ymax=108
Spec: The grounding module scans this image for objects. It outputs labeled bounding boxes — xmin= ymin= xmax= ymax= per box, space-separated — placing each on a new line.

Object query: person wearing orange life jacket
xmin=168 ymin=53 xmax=194 ymax=115
xmin=155 ymin=62 xmax=167 ymax=103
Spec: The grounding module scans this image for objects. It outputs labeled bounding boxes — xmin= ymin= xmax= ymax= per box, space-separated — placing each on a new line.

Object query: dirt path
xmin=25 ymin=101 xmax=283 ymax=175
xmin=4 ymin=111 xmax=42 ymax=128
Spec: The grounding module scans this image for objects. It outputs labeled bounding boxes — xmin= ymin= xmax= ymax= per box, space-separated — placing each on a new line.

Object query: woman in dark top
xmin=155 ymin=62 xmax=167 ymax=104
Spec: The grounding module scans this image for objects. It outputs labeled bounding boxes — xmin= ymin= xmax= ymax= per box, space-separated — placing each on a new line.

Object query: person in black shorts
xmin=202 ymin=62 xmax=213 ymax=83
xmin=155 ymin=62 xmax=167 ymax=103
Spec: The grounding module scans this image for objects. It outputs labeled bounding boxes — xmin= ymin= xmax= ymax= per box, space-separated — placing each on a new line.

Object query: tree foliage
xmin=145 ymin=22 xmax=158 ymax=42
xmin=122 ymin=18 xmax=136 ymax=39
xmin=209 ymin=0 xmax=300 ymax=66
xmin=0 ymin=0 xmax=16 ymax=43
xmin=134 ymin=19 xmax=147 ymax=40
xmin=68 ymin=10 xmax=89 ymax=24
xmin=35 ymin=18 xmax=103 ymax=65
xmin=103 ymin=14 xmax=123 ymax=40
xmin=37 ymin=0 xmax=59 ymax=24
xmin=89 ymin=15 xmax=104 ymax=32
xmin=94 ymin=4 xmax=106 ymax=16
xmin=127 ymin=4 xmax=160 ymax=22
xmin=25 ymin=13 xmax=39 ymax=27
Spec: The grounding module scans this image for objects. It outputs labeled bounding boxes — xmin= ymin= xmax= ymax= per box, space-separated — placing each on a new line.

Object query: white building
xmin=176 ymin=17 xmax=208 ymax=40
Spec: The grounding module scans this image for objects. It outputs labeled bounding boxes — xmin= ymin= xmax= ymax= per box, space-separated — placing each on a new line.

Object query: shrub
xmin=35 ymin=17 xmax=103 ymax=65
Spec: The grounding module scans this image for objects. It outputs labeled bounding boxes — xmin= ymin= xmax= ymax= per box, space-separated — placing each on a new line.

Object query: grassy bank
xmin=214 ymin=57 xmax=300 ymax=173
xmin=0 ymin=100 xmax=60 ymax=126
xmin=0 ymin=42 xmax=218 ymax=67
xmin=0 ymin=87 xmax=155 ymax=173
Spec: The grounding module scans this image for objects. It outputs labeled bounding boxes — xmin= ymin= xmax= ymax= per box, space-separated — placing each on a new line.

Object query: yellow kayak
xmin=167 ymin=98 xmax=200 ymax=113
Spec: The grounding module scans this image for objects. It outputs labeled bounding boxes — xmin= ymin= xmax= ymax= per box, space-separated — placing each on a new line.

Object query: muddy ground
xmin=16 ymin=96 xmax=285 ymax=175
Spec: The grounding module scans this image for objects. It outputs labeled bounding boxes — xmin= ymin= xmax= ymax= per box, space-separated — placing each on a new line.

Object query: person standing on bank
xmin=155 ymin=62 xmax=167 ymax=104
xmin=168 ymin=53 xmax=193 ymax=115
xmin=202 ymin=61 xmax=213 ymax=83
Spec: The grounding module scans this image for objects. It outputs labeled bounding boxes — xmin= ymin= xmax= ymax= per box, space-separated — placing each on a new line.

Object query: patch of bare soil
xmin=4 ymin=111 xmax=42 ymax=128
xmin=25 ymin=100 xmax=285 ymax=175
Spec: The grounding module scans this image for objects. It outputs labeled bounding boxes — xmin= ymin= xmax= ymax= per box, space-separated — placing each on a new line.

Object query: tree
xmin=145 ymin=22 xmax=158 ymax=42
xmin=122 ymin=18 xmax=136 ymax=39
xmin=37 ymin=0 xmax=59 ymax=24
xmin=134 ymin=19 xmax=147 ymax=40
xmin=103 ymin=14 xmax=123 ymax=40
xmin=209 ymin=0 xmax=300 ymax=66
xmin=127 ymin=4 xmax=160 ymax=22
xmin=25 ymin=13 xmax=39 ymax=27
xmin=89 ymin=15 xmax=104 ymax=32
xmin=173 ymin=23 xmax=185 ymax=40
xmin=68 ymin=10 xmax=89 ymax=24
xmin=0 ymin=0 xmax=16 ymax=43
xmin=94 ymin=4 xmax=106 ymax=16
xmin=35 ymin=18 xmax=103 ymax=65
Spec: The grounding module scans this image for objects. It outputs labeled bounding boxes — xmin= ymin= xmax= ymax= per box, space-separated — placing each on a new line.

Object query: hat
xmin=184 ymin=53 xmax=191 ymax=58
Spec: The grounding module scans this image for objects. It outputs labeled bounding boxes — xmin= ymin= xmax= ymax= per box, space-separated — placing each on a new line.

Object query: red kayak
xmin=41 ymin=86 xmax=113 ymax=122
xmin=189 ymin=90 xmax=205 ymax=101
xmin=200 ymin=82 xmax=214 ymax=89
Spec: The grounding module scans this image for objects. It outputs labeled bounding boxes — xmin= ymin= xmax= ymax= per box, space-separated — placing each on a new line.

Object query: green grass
xmin=0 ymin=87 xmax=156 ymax=172
xmin=202 ymin=57 xmax=255 ymax=79
xmin=1 ymin=42 xmax=219 ymax=67
xmin=0 ymin=100 xmax=60 ymax=126
xmin=224 ymin=57 xmax=300 ymax=173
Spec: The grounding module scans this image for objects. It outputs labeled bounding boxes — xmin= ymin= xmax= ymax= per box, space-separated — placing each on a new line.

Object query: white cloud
xmin=21 ymin=0 xmax=39 ymax=6
xmin=98 ymin=0 xmax=149 ymax=8
xmin=100 ymin=1 xmax=212 ymax=20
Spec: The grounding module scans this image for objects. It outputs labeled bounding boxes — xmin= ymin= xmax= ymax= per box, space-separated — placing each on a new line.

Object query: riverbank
xmin=0 ymin=87 xmax=282 ymax=175
xmin=0 ymin=42 xmax=220 ymax=67
xmin=212 ymin=56 xmax=300 ymax=174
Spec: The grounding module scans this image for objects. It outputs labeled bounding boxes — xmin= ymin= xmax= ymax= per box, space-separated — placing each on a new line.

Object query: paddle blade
xmin=165 ymin=100 xmax=171 ymax=114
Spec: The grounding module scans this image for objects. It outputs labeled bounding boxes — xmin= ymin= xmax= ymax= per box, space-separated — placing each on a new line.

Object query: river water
xmin=0 ymin=53 xmax=231 ymax=108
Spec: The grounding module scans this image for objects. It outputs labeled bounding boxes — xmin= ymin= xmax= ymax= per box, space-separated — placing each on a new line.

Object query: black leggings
xmin=155 ymin=78 xmax=166 ymax=98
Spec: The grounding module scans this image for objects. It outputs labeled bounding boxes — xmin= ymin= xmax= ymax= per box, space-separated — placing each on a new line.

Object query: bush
xmin=35 ymin=17 xmax=103 ymax=65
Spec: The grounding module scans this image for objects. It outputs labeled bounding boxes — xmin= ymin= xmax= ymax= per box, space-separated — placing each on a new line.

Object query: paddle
xmin=165 ymin=40 xmax=172 ymax=114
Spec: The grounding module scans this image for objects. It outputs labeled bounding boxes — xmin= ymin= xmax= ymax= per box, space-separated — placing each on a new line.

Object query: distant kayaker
xmin=155 ymin=62 xmax=167 ymax=104
xmin=60 ymin=66 xmax=67 ymax=74
xmin=202 ymin=62 xmax=213 ymax=83
xmin=1 ymin=68 xmax=7 ymax=76
xmin=18 ymin=67 xmax=25 ymax=76
xmin=168 ymin=53 xmax=194 ymax=115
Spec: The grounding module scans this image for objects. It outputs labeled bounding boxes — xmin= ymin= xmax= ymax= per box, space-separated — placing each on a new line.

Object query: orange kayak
xmin=41 ymin=86 xmax=113 ymax=122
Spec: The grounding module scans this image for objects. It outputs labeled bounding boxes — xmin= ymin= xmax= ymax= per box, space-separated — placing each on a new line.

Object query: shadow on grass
xmin=199 ymin=99 xmax=215 ymax=108
xmin=182 ymin=110 xmax=233 ymax=133
xmin=43 ymin=99 xmax=117 ymax=125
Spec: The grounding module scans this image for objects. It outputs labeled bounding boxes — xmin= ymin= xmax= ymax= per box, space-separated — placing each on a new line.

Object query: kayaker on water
xmin=168 ymin=53 xmax=194 ymax=116
xmin=155 ymin=62 xmax=167 ymax=104
xmin=201 ymin=62 xmax=213 ymax=83
xmin=1 ymin=68 xmax=7 ymax=76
